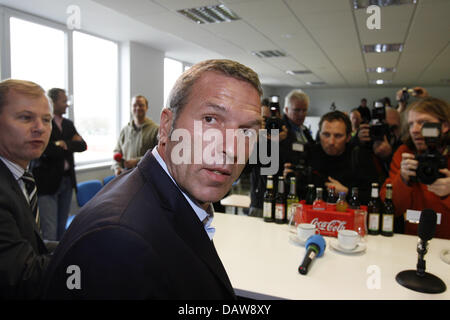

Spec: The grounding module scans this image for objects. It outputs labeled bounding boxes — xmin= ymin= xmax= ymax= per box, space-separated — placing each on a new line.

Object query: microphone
xmin=298 ymin=235 xmax=326 ymax=275
xmin=113 ymin=152 xmax=124 ymax=168
xmin=396 ymin=209 xmax=446 ymax=294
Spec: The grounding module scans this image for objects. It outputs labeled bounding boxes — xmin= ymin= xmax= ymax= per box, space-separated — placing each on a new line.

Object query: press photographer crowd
xmin=0 ymin=60 xmax=448 ymax=300
xmin=248 ymin=86 xmax=449 ymax=240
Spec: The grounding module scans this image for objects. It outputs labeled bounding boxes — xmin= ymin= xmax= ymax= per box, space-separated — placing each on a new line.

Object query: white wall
xmin=121 ymin=41 xmax=164 ymax=127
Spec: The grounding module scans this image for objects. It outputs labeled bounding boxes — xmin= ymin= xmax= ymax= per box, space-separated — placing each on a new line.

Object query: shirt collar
xmin=151 ymin=147 xmax=215 ymax=240
xmin=0 ymin=156 xmax=27 ymax=181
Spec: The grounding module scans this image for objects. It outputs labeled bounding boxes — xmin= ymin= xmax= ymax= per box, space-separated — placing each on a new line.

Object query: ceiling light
xmin=353 ymin=0 xmax=417 ymax=9
xmin=366 ymin=67 xmax=396 ymax=73
xmin=370 ymin=79 xmax=392 ymax=85
xmin=363 ymin=43 xmax=403 ymax=53
xmin=178 ymin=4 xmax=240 ymax=24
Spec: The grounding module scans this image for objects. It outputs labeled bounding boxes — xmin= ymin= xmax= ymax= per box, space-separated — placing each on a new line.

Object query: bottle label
xmin=368 ymin=213 xmax=380 ymax=231
xmin=382 ymin=215 xmax=393 ymax=232
xmin=263 ymin=202 xmax=272 ymax=218
xmin=275 ymin=204 xmax=285 ymax=220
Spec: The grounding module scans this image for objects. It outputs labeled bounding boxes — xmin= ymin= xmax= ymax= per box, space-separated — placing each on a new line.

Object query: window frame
xmin=1 ymin=5 xmax=121 ymax=168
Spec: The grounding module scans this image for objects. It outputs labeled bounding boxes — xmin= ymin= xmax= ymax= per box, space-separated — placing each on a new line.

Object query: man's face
xmin=159 ymin=71 xmax=261 ymax=209
xmin=361 ymin=99 xmax=367 ymax=108
xmin=0 ymin=91 xmax=52 ymax=169
xmin=319 ymin=120 xmax=350 ymax=156
xmin=408 ymin=110 xmax=448 ymax=152
xmin=53 ymin=91 xmax=68 ymax=116
xmin=132 ymin=97 xmax=148 ymax=122
xmin=286 ymin=98 xmax=308 ymax=126
xmin=350 ymin=111 xmax=361 ymax=130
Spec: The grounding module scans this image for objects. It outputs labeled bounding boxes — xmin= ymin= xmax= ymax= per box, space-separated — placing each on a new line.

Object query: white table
xmin=212 ymin=213 xmax=450 ymax=300
xmin=220 ymin=194 xmax=250 ymax=215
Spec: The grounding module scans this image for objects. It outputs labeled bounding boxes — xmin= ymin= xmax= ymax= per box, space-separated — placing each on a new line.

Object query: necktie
xmin=21 ymin=171 xmax=40 ymax=227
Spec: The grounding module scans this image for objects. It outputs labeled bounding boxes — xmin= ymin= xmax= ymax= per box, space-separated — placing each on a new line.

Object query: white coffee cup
xmin=338 ymin=229 xmax=360 ymax=250
xmin=297 ymin=223 xmax=318 ymax=242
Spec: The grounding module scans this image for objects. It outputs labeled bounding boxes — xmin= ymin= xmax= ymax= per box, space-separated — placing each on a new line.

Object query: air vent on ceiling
xmin=177 ymin=4 xmax=240 ymax=24
xmin=306 ymin=81 xmax=326 ymax=86
xmin=353 ymin=0 xmax=416 ymax=9
xmin=251 ymin=50 xmax=287 ymax=58
xmin=363 ymin=43 xmax=403 ymax=53
xmin=286 ymin=70 xmax=312 ymax=75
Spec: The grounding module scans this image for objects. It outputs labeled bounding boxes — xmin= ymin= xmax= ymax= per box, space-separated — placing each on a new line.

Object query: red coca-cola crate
xmin=293 ymin=201 xmax=367 ymax=237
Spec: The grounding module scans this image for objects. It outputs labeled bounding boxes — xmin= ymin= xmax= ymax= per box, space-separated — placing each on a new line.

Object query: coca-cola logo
xmin=310 ymin=218 xmax=347 ymax=232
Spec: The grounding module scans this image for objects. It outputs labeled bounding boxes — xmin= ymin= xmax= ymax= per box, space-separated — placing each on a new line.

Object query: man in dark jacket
xmin=32 ymin=88 xmax=87 ymax=241
xmin=0 ymin=79 xmax=52 ymax=299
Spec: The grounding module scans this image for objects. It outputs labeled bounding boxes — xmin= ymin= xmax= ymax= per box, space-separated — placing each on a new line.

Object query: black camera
xmin=413 ymin=122 xmax=447 ymax=185
xmin=369 ymin=101 xmax=390 ymax=141
xmin=265 ymin=95 xmax=283 ymax=131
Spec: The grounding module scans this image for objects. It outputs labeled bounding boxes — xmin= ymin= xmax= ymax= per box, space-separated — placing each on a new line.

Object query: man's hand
xmin=357 ymin=124 xmax=371 ymax=143
xmin=373 ymin=135 xmax=393 ymax=160
xmin=283 ymin=163 xmax=294 ymax=180
xmin=114 ymin=167 xmax=122 ymax=176
xmin=55 ymin=140 xmax=68 ymax=150
xmin=124 ymin=158 xmax=139 ymax=169
xmin=400 ymin=153 xmax=417 ymax=184
xmin=325 ymin=177 xmax=348 ymax=195
xmin=427 ymin=169 xmax=450 ymax=197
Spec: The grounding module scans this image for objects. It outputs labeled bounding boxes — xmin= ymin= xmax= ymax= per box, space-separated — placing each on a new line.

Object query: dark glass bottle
xmin=263 ymin=176 xmax=275 ymax=223
xmin=275 ymin=176 xmax=286 ymax=224
xmin=381 ymin=184 xmax=395 ymax=237
xmin=305 ymin=184 xmax=316 ymax=205
xmin=326 ymin=185 xmax=337 ymax=204
xmin=349 ymin=187 xmax=360 ymax=209
xmin=367 ymin=183 xmax=383 ymax=235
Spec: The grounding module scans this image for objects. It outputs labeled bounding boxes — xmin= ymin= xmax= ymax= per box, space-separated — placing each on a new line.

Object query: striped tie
xmin=21 ymin=171 xmax=40 ymax=227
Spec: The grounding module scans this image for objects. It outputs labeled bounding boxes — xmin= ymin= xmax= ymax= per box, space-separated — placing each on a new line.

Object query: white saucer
xmin=289 ymin=234 xmax=307 ymax=246
xmin=330 ymin=239 xmax=366 ymax=254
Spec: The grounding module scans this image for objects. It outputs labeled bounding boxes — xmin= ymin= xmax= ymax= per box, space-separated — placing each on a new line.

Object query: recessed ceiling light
xmin=353 ymin=0 xmax=417 ymax=9
xmin=367 ymin=67 xmax=396 ymax=73
xmin=363 ymin=43 xmax=403 ymax=53
xmin=370 ymin=79 xmax=392 ymax=85
xmin=178 ymin=4 xmax=240 ymax=24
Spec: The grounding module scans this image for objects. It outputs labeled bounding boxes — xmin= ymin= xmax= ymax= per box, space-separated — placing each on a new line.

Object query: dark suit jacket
xmin=32 ymin=118 xmax=87 ymax=195
xmin=0 ymin=160 xmax=50 ymax=299
xmin=42 ymin=151 xmax=236 ymax=299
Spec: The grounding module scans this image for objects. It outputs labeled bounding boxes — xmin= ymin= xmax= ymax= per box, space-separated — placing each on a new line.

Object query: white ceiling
xmin=1 ymin=0 xmax=449 ymax=88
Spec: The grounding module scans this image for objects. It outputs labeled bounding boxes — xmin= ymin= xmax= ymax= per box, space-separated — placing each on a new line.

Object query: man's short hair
xmin=284 ymin=89 xmax=309 ymax=110
xmin=319 ymin=110 xmax=352 ymax=136
xmin=132 ymin=95 xmax=149 ymax=107
xmin=166 ymin=59 xmax=262 ymax=126
xmin=47 ymin=88 xmax=66 ymax=104
xmin=0 ymin=79 xmax=46 ymax=113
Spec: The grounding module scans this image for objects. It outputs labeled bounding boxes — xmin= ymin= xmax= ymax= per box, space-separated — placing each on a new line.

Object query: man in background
xmin=32 ymin=88 xmax=87 ymax=241
xmin=112 ymin=95 xmax=159 ymax=176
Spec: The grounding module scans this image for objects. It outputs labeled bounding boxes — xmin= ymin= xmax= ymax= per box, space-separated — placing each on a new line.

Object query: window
xmin=164 ymin=58 xmax=183 ymax=108
xmin=10 ymin=17 xmax=66 ymax=91
xmin=73 ymin=31 xmax=118 ymax=164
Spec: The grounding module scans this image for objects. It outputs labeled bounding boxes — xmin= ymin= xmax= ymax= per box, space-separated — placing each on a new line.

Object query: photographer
xmin=351 ymin=104 xmax=402 ymax=184
xmin=381 ymin=97 xmax=450 ymax=239
xmin=284 ymin=111 xmax=378 ymax=204
xmin=248 ymin=99 xmax=287 ymax=217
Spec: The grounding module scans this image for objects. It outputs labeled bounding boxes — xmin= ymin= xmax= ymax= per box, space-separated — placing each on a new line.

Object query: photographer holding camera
xmin=381 ymin=97 xmax=450 ymax=239
xmin=351 ymin=102 xmax=402 ymax=185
